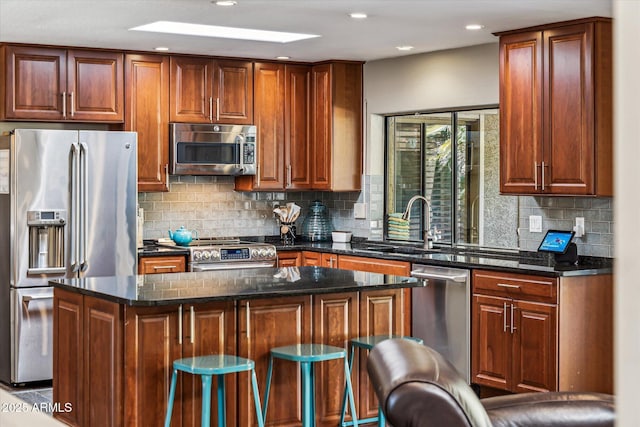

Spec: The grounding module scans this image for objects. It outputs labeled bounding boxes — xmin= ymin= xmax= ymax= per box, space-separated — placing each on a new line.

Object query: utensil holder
xmin=280 ymin=222 xmax=296 ymax=244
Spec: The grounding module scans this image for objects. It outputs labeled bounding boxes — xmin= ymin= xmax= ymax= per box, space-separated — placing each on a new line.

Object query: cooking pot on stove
xmin=168 ymin=226 xmax=198 ymax=246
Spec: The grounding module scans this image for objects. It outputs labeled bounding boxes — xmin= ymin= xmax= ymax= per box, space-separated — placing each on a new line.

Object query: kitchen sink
xmin=353 ymin=244 xmax=441 ymax=255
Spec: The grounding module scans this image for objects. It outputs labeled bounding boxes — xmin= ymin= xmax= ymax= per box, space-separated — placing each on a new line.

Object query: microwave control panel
xmin=243 ymin=143 xmax=255 ymax=165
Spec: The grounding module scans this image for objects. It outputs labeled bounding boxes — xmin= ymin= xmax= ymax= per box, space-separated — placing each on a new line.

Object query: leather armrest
xmin=482 ymin=392 xmax=615 ymax=427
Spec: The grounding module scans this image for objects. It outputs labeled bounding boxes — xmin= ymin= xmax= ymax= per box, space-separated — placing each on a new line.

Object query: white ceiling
xmin=0 ymin=0 xmax=612 ymax=62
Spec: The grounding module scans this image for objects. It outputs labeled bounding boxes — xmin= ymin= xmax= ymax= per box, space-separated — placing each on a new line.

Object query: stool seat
xmin=264 ymin=343 xmax=358 ymax=426
xmin=165 ymin=354 xmax=264 ymax=427
xmin=173 ymin=355 xmax=255 ymax=375
xmin=270 ymin=344 xmax=347 ymax=362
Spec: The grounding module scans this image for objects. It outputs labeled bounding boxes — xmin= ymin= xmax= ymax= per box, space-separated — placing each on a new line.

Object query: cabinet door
xmin=125 ymin=305 xmax=183 ymax=427
xmin=2 ymin=45 xmax=66 ymax=120
xmin=277 ymin=251 xmax=302 ymax=267
xmin=214 ymin=60 xmax=253 ymax=124
xmin=358 ymin=289 xmax=404 ymax=418
xmin=238 ymin=296 xmax=312 ymax=427
xmin=53 ymin=289 xmax=84 ymax=427
xmin=512 ymin=300 xmax=557 ymax=392
xmin=471 ymin=294 xmax=511 ymax=391
xmin=285 ymin=64 xmax=312 ymax=189
xmin=252 ymin=62 xmax=285 ymax=190
xmin=181 ymin=302 xmax=236 ymax=427
xmin=67 ymin=50 xmax=123 ymax=121
xmin=83 ymin=296 xmax=123 ymax=427
xmin=170 ymin=56 xmax=213 ymax=123
xmin=138 ymin=255 xmax=187 ymax=274
xmin=125 ymin=54 xmax=170 ymax=192
xmin=543 ymin=23 xmax=594 ymax=195
xmin=311 ymin=64 xmax=332 ymax=190
xmin=499 ymin=31 xmax=544 ymax=194
xmin=313 ymin=292 xmax=358 ymax=426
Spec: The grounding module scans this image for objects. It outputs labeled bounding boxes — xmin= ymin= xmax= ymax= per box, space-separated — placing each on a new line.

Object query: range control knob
xmin=193 ymin=251 xmax=202 ymax=261
xmin=211 ymin=249 xmax=220 ymax=260
xmin=267 ymin=248 xmax=276 ymax=258
xmin=251 ymin=248 xmax=259 ymax=259
xmin=201 ymin=251 xmax=211 ymax=260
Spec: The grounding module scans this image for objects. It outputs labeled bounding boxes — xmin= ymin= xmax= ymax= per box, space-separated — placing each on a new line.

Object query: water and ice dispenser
xmin=27 ymin=210 xmax=66 ymax=274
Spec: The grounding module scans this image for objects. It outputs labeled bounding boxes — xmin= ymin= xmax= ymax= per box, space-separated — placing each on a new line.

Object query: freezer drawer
xmin=12 ymin=287 xmax=53 ymax=383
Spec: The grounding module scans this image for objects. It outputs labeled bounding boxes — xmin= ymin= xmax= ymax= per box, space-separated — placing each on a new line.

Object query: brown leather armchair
xmin=367 ymin=339 xmax=614 ymax=427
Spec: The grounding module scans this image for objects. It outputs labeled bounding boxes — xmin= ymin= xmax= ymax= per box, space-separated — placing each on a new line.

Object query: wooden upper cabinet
xmin=124 ymin=54 xmax=170 ymax=192
xmin=1 ymin=45 xmax=123 ymax=122
xmin=311 ymin=62 xmax=363 ymax=191
xmin=170 ymin=56 xmax=253 ymax=124
xmin=235 ymin=62 xmax=311 ymax=192
xmin=498 ymin=18 xmax=612 ymax=196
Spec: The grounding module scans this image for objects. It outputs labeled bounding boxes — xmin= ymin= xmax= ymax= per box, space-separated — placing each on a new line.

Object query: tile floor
xmin=0 ymin=382 xmax=53 ymax=415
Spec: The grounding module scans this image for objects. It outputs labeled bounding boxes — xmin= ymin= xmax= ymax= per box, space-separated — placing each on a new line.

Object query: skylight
xmin=129 ymin=21 xmax=320 ymax=43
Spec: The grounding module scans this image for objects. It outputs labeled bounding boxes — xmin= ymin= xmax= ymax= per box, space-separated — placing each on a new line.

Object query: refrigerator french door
xmin=0 ymin=129 xmax=137 ymax=384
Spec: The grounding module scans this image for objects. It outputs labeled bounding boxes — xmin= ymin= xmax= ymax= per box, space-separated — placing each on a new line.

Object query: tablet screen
xmin=537 ymin=230 xmax=575 ymax=254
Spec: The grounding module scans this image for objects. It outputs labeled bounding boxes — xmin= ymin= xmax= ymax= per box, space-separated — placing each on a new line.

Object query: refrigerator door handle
xmin=70 ymin=143 xmax=80 ymax=273
xmin=79 ymin=142 xmax=89 ymax=273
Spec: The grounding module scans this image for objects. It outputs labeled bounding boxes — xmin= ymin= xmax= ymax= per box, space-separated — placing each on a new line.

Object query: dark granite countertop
xmin=137 ymin=242 xmax=190 ymax=257
xmin=136 ymin=236 xmax=613 ymax=277
xmin=50 ymin=267 xmax=421 ymax=306
xmin=264 ymin=238 xmax=612 ymax=278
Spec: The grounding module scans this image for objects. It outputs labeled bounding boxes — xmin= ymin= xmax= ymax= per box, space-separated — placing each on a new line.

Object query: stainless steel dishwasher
xmin=411 ymin=264 xmax=470 ymax=383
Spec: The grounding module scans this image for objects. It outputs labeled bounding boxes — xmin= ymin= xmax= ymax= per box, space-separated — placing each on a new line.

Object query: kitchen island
xmin=51 ymin=267 xmax=421 ymax=427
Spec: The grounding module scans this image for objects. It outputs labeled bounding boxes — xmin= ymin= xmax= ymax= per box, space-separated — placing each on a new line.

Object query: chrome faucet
xmin=402 ymin=195 xmax=433 ymax=249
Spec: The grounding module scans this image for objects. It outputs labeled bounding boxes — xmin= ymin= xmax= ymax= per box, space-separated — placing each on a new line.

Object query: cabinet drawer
xmin=338 ymin=255 xmax=410 ymax=276
xmin=138 ymin=256 xmax=187 ymax=274
xmin=472 ymin=270 xmax=557 ymax=303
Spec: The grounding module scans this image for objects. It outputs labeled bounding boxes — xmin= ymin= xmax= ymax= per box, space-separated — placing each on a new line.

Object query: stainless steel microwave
xmin=170 ymin=123 xmax=257 ymax=176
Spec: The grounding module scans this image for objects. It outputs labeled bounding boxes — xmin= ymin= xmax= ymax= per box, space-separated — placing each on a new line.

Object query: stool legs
xmin=262 ymin=354 xmax=274 ymax=422
xmin=343 ymin=357 xmax=359 ymax=427
xmin=165 ymin=368 xmax=178 ymax=427
xmin=250 ymin=368 xmax=266 ymax=427
xmin=301 ymin=361 xmax=314 ymax=426
xmin=201 ymin=375 xmax=212 ymax=427
xmin=338 ymin=344 xmax=356 ymax=426
xmin=215 ymin=375 xmax=225 ymax=427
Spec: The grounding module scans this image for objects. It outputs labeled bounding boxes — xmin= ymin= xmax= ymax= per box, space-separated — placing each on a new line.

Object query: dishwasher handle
xmin=411 ymin=270 xmax=468 ymax=283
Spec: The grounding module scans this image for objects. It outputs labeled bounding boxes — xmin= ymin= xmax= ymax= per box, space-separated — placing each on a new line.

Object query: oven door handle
xmin=191 ymin=261 xmax=275 ymax=272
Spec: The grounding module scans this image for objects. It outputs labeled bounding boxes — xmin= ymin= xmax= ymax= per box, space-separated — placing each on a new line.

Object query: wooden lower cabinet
xmin=338 ymin=255 xmax=410 ymax=276
xmin=138 ymin=255 xmax=187 ymax=274
xmin=124 ymin=302 xmax=235 ymax=427
xmin=471 ymin=269 xmax=613 ymax=394
xmin=238 ymin=296 xmax=312 ymax=427
xmin=302 ymin=251 xmax=337 ymax=268
xmin=276 ymin=251 xmax=302 ymax=267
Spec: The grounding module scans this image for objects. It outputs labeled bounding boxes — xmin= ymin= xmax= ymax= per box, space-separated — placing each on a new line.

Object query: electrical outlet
xmin=354 ymin=203 xmax=367 ymax=219
xmin=574 ymin=217 xmax=585 ymax=237
xmin=529 ymin=215 xmax=542 ymax=233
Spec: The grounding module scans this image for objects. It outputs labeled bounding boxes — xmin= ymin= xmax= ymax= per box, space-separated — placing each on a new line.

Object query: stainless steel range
xmin=161 ymin=238 xmax=277 ymax=271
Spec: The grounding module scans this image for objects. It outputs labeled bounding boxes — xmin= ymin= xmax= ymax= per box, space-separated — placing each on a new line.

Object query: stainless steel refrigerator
xmin=0 ymin=129 xmax=137 ymax=385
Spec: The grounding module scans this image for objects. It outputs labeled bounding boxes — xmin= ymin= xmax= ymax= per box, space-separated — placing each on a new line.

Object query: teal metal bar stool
xmin=164 ymin=355 xmax=264 ymax=427
xmin=262 ymin=344 xmax=359 ymax=427
xmin=339 ymin=335 xmax=424 ymax=427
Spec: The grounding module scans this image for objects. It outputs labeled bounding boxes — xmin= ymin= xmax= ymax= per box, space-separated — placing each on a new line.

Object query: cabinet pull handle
xmin=497 ymin=283 xmax=520 ymax=289
xmin=503 ymin=302 xmax=508 ymax=332
xmin=256 ymin=164 xmax=260 ymax=187
xmin=510 ymin=304 xmax=517 ymax=334
xmin=209 ymin=97 xmax=213 ymax=122
xmin=153 ymin=265 xmax=177 ymax=270
xmin=541 ymin=161 xmax=547 ymax=191
xmin=70 ymin=91 xmax=75 ymax=117
xmin=246 ymin=301 xmax=250 ymax=339
xmin=216 ymin=98 xmax=220 ymax=121
xmin=62 ymin=92 xmax=67 ymax=118
xmin=534 ymin=162 xmax=538 ymax=190
xmin=287 ymin=165 xmax=292 ymax=187
xmin=190 ymin=306 xmax=195 ymax=344
xmin=178 ymin=305 xmax=183 ymax=345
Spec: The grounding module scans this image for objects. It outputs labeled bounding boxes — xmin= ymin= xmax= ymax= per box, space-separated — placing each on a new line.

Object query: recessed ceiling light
xmin=276 ymin=56 xmax=291 ymax=60
xmin=465 ymin=24 xmax=485 ymax=30
xmin=155 ymin=46 xmax=170 ymax=51
xmin=350 ymin=12 xmax=368 ymax=19
xmin=213 ymin=1 xmax=237 ymax=6
xmin=130 ymin=21 xmax=320 ymax=43
xmin=396 ymin=45 xmax=414 ymax=51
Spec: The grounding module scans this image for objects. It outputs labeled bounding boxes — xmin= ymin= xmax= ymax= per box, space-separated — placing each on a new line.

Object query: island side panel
xmin=53 ymin=288 xmax=84 ymax=427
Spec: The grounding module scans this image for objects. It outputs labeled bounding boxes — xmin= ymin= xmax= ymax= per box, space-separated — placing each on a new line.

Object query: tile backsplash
xmin=139 ymin=176 xmax=614 ymax=258
xmin=138 ymin=175 xmax=373 ymax=241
